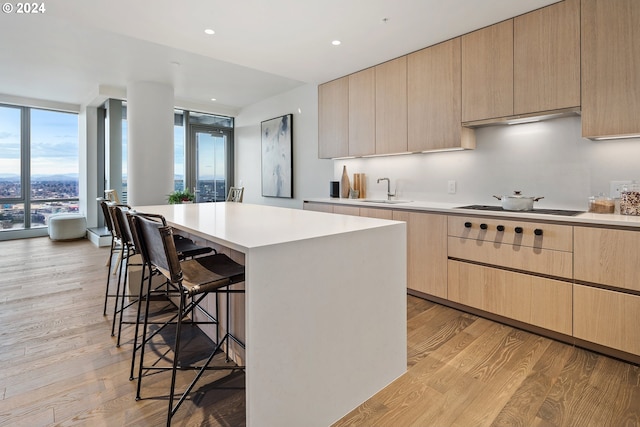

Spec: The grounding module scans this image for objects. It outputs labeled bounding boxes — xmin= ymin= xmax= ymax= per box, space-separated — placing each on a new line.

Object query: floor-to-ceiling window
xmin=102 ymin=101 xmax=234 ymax=203
xmin=187 ymin=111 xmax=234 ymax=202
xmin=174 ymin=111 xmax=186 ymax=192
xmin=0 ymin=104 xmax=79 ymax=239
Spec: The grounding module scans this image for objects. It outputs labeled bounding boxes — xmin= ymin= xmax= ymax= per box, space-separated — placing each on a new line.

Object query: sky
xmin=0 ymin=105 xmax=79 ymax=177
xmin=1 ymin=104 xmax=227 ymax=181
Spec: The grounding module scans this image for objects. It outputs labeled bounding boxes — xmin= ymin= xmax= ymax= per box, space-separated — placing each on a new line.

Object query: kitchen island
xmin=132 ymin=202 xmax=407 ymax=427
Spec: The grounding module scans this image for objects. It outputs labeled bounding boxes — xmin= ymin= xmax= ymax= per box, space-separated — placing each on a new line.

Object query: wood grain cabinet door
xmin=348 ymin=68 xmax=376 ymax=156
xmin=514 ymin=0 xmax=580 ymax=114
xmin=375 ymin=57 xmax=408 ymax=155
xmin=574 ymin=226 xmax=640 ymax=292
xmin=462 ymin=20 xmax=514 ymax=122
xmin=408 ymin=38 xmax=474 ymax=152
xmin=581 ymin=0 xmax=640 ymax=138
xmin=393 ymin=211 xmax=447 ymax=298
xmin=448 ymin=260 xmax=573 ymax=335
xmin=574 ymin=284 xmax=640 ymax=356
xmin=318 ymin=77 xmax=349 ymax=158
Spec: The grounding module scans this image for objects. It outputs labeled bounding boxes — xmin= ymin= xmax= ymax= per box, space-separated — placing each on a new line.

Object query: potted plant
xmin=168 ymin=189 xmax=195 ymax=204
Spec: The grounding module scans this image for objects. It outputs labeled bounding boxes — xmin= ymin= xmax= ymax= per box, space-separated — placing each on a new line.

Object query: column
xmin=126 ymin=81 xmax=174 ymax=206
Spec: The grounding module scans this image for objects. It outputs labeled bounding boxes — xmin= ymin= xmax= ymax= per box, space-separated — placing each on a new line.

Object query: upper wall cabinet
xmin=408 ymin=38 xmax=475 ymax=152
xmin=318 ymin=77 xmax=348 ymax=159
xmin=514 ymin=0 xmax=580 ymax=115
xmin=582 ymin=0 xmax=640 ymax=139
xmin=462 ymin=0 xmax=581 ymax=124
xmin=348 ymin=67 xmax=376 ymax=156
xmin=375 ymin=57 xmax=408 ymax=155
xmin=462 ymin=20 xmax=514 ymax=123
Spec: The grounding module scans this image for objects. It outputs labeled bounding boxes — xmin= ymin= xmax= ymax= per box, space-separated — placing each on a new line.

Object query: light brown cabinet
xmin=375 ymin=57 xmax=408 ymax=154
xmin=447 ymin=215 xmax=574 ymax=334
xmin=303 ymin=202 xmax=334 ymax=213
xmin=574 ymin=285 xmax=640 ymax=356
xmin=408 ymin=38 xmax=475 ymax=152
xmin=359 ymin=207 xmax=393 ymax=220
xmin=513 ymin=0 xmax=580 ymax=114
xmin=333 ymin=205 xmax=360 ymax=216
xmin=392 ymin=210 xmax=447 ymax=298
xmin=348 ymin=68 xmax=376 ymax=157
xmin=462 ymin=20 xmax=514 ymax=123
xmin=448 ymin=260 xmax=573 ymax=335
xmin=448 ymin=216 xmax=574 ymax=279
xmin=573 ymin=226 xmax=640 ymax=357
xmin=318 ymin=77 xmax=349 ymax=159
xmin=574 ymin=226 xmax=640 ymax=292
xmin=303 ymin=201 xmax=640 ymax=362
xmin=462 ymin=0 xmax=580 ymax=123
xmin=581 ymin=0 xmax=640 ymax=138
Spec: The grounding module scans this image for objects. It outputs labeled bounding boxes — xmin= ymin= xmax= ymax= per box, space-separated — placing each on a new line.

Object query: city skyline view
xmin=1 ymin=105 xmax=80 ymax=231
xmin=0 ymin=106 xmax=79 ymax=177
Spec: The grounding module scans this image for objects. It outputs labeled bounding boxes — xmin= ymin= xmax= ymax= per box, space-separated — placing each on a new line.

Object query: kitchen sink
xmin=363 ymin=199 xmax=412 ymax=204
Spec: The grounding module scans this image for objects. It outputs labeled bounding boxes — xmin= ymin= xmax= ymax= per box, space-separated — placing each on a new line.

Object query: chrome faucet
xmin=377 ymin=177 xmax=396 ymax=200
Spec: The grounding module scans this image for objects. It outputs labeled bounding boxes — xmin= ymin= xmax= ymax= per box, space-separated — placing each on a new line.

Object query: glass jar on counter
xmin=588 ymin=193 xmax=615 ymax=214
xmin=620 ymin=183 xmax=640 ymax=215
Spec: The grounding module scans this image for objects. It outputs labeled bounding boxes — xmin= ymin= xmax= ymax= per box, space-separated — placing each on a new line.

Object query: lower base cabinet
xmin=304 ymin=201 xmax=640 ymax=362
xmin=574 ymin=284 xmax=640 ymax=356
xmin=393 ymin=211 xmax=447 ymax=298
xmin=448 ymin=260 xmax=573 ymax=335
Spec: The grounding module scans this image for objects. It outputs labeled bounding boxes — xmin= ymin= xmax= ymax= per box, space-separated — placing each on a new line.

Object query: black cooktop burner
xmin=455 ymin=205 xmax=584 ymax=217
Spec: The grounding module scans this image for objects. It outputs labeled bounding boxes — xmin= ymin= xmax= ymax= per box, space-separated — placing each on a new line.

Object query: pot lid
xmin=507 ymin=190 xmax=527 ymax=199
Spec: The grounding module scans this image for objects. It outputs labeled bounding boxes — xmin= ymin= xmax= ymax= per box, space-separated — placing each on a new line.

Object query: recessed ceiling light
xmin=331 ymin=40 xmax=341 ymax=46
xmin=204 ymin=29 xmax=215 ymax=35
xmin=210 ymin=98 xmax=217 ymax=101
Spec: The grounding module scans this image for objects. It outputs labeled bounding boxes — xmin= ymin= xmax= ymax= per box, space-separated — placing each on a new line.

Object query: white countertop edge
xmin=133 ymin=202 xmax=406 ymax=252
xmin=305 ymin=198 xmax=640 ymax=229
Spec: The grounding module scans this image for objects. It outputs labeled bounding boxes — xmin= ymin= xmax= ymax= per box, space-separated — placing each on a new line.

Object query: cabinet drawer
xmin=448 ymin=215 xmax=573 ymax=252
xmin=448 ymin=260 xmax=572 ymax=335
xmin=574 ymin=284 xmax=640 ymax=356
xmin=333 ymin=205 xmax=360 ymax=216
xmin=574 ymin=226 xmax=640 ymax=292
xmin=303 ymin=202 xmax=334 ymax=213
xmin=448 ymin=236 xmax=572 ymax=279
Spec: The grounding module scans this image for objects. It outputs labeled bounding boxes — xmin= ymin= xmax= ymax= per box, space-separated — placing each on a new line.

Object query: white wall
xmin=335 ymin=116 xmax=640 ymax=211
xmin=237 ymin=88 xmax=640 ymax=212
xmin=235 ymin=84 xmax=332 ymax=208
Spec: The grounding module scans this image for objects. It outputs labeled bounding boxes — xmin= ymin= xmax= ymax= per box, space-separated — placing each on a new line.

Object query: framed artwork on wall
xmin=261 ymin=113 xmax=293 ymax=198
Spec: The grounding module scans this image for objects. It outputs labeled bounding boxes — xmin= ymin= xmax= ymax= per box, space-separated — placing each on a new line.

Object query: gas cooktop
xmin=455 ymin=205 xmax=584 ymax=217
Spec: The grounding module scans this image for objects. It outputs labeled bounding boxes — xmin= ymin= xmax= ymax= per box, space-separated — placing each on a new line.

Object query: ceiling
xmin=0 ymin=0 xmax=559 ymax=114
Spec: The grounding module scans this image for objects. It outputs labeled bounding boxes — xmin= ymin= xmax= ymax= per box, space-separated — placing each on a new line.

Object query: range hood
xmin=462 ymin=107 xmax=580 ymax=129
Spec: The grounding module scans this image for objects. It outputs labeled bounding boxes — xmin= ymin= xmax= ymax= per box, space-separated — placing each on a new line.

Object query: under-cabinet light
xmin=421 ymin=147 xmax=465 ymax=154
xmin=593 ymin=135 xmax=640 ymax=141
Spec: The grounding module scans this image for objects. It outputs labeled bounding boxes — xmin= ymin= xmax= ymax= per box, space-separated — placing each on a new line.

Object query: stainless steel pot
xmin=493 ymin=191 xmax=544 ymax=211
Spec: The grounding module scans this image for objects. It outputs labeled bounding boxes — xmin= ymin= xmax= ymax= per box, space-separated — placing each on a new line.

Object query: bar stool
xmin=123 ymin=211 xmax=218 ymax=382
xmin=110 ymin=207 xmax=215 ymax=346
xmin=106 ymin=203 xmax=137 ymax=339
xmin=226 ymin=186 xmax=244 ymax=202
xmin=100 ymin=199 xmax=122 ymax=316
xmin=130 ymin=213 xmax=245 ymax=426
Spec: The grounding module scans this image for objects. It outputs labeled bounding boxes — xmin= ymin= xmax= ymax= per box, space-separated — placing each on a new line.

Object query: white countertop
xmin=306 ymin=198 xmax=640 ymax=229
xmin=133 ymin=202 xmax=404 ymax=252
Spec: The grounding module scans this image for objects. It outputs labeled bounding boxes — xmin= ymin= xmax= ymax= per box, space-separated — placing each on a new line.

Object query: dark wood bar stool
xmin=109 ymin=206 xmax=215 ymax=347
xmin=99 ymin=199 xmax=122 ymax=317
xmin=130 ymin=212 xmax=245 ymax=426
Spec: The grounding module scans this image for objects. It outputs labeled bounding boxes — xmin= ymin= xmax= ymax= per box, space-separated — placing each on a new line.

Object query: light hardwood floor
xmin=1 ymin=237 xmax=639 ymax=426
